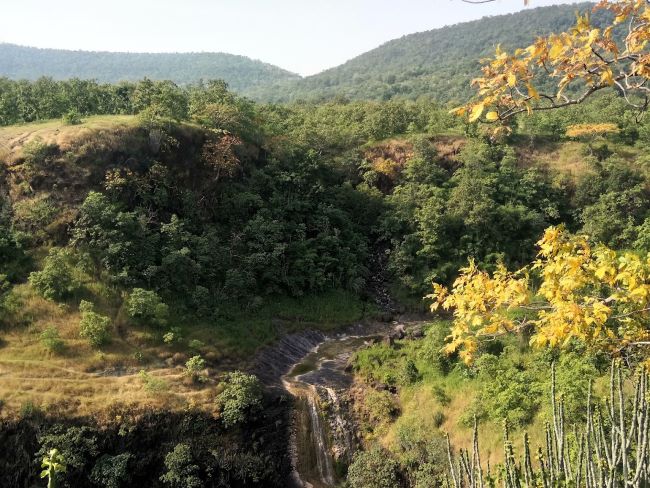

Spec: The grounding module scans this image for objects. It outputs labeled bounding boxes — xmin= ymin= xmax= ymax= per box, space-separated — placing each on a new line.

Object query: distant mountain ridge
xmin=0 ymin=43 xmax=300 ymax=92
xmin=0 ymin=3 xmax=607 ymax=103
xmin=247 ymin=2 xmax=605 ymax=103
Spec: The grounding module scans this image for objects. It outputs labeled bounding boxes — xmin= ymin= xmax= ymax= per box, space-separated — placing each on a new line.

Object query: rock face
xmin=251 ymin=330 xmax=326 ymax=387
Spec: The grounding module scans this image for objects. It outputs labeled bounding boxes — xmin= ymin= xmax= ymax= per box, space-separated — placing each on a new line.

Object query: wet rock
xmin=251 ymin=330 xmax=326 ymax=387
xmin=393 ymin=324 xmax=406 ymax=339
xmin=408 ymin=326 xmax=425 ymax=339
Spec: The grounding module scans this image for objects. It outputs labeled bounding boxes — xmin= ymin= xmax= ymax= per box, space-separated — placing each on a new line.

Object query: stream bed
xmin=278 ymin=321 xmax=419 ymax=488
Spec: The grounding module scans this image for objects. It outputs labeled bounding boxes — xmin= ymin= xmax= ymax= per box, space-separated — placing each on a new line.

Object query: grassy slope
xmin=351 ymin=322 xmax=614 ymax=467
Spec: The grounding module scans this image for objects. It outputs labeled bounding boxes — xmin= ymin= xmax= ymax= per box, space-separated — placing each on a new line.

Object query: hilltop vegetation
xmin=248 ymin=3 xmax=605 ymax=103
xmin=0 ymin=43 xmax=299 ymax=92
xmin=0 ymin=4 xmax=608 ymax=105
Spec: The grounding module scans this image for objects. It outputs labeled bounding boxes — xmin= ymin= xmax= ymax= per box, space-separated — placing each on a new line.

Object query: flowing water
xmin=281 ymin=324 xmax=407 ymax=487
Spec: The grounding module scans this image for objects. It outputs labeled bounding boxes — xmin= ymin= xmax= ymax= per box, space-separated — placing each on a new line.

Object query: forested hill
xmin=247 ymin=2 xmax=603 ymax=103
xmin=0 ymin=43 xmax=300 ymax=92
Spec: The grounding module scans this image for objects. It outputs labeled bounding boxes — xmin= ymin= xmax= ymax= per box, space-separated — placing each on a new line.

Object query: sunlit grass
xmin=0 ymin=280 xmax=376 ymax=418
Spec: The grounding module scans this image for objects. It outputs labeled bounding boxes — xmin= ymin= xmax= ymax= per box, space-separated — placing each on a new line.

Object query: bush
xmin=431 ymin=385 xmax=450 ymax=406
xmin=474 ymin=351 xmax=541 ymax=427
xmin=216 ymin=371 xmax=263 ymax=428
xmin=90 ymin=453 xmax=132 ymax=488
xmin=139 ymin=370 xmax=169 ymax=393
xmin=362 ymin=389 xmax=400 ymax=425
xmin=62 ymin=109 xmax=83 ymax=125
xmin=347 ymin=447 xmax=401 ymax=488
xmin=401 ymin=358 xmax=421 ymax=384
xmin=37 ymin=425 xmax=99 ymax=485
xmin=163 ymin=327 xmax=182 ymax=344
xmin=78 ymin=300 xmax=111 ymax=347
xmin=29 ymin=248 xmax=79 ymax=301
xmin=160 ymin=443 xmax=202 ymax=488
xmin=40 ymin=326 xmax=65 ymax=354
xmin=184 ymin=355 xmax=207 ymax=383
xmin=188 ymin=339 xmax=205 ymax=352
xmin=125 ymin=288 xmax=169 ymax=327
xmin=20 ymin=400 xmax=42 ymax=418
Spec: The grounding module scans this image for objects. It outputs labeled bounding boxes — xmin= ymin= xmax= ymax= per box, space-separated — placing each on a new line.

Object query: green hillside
xmin=248 ymin=2 xmax=607 ymax=103
xmin=0 ymin=43 xmax=300 ymax=92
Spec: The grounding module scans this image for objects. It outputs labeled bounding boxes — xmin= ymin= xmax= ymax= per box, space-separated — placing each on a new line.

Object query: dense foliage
xmin=248 ymin=3 xmax=603 ymax=103
xmin=0 ymin=43 xmax=299 ymax=92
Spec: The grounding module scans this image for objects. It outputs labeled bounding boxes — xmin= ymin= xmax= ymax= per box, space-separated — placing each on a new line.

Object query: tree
xmin=125 ymin=288 xmax=169 ymax=328
xmin=29 ymin=248 xmax=79 ymax=301
xmin=78 ymin=301 xmax=111 ymax=348
xmin=215 ymin=371 xmax=263 ymax=428
xmin=90 ymin=454 xmax=132 ymax=488
xmin=430 ymin=226 xmax=650 ymax=363
xmin=454 ymin=0 xmax=650 ymax=127
xmin=160 ymin=444 xmax=202 ymax=488
xmin=347 ymin=447 xmax=401 ymax=488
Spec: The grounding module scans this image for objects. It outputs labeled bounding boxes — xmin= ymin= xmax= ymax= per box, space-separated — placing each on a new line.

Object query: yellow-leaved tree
xmin=429 ymin=227 xmax=650 ymax=363
xmin=453 ymin=0 xmax=650 ymax=125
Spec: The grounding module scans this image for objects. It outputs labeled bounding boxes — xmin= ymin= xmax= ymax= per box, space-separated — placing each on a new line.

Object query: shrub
xmin=37 ymin=425 xmax=99 ymax=481
xmin=347 ymin=447 xmax=401 ymax=488
xmin=139 ymin=370 xmax=169 ymax=393
xmin=216 ymin=371 xmax=263 ymax=428
xmin=431 ymin=385 xmax=451 ymax=406
xmin=62 ymin=109 xmax=83 ymax=125
xmin=79 ymin=301 xmax=111 ymax=347
xmin=13 ymin=196 xmax=58 ymax=234
xmin=90 ymin=453 xmax=132 ymax=488
xmin=363 ymin=389 xmax=400 ymax=425
xmin=188 ymin=339 xmax=205 ymax=352
xmin=433 ymin=410 xmax=446 ymax=428
xmin=125 ymin=288 xmax=169 ymax=327
xmin=160 ymin=443 xmax=202 ymax=488
xmin=414 ymin=462 xmax=445 ymax=488
xmin=401 ymin=358 xmax=421 ymax=384
xmin=29 ymin=248 xmax=79 ymax=301
xmin=40 ymin=326 xmax=65 ymax=354
xmin=474 ymin=351 xmax=541 ymax=427
xmin=163 ymin=327 xmax=182 ymax=344
xmin=184 ymin=355 xmax=207 ymax=383
xmin=20 ymin=400 xmax=41 ymax=418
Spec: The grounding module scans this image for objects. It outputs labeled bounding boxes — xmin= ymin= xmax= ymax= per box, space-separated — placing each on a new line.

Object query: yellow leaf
xmin=600 ymin=69 xmax=614 ymax=86
xmin=485 ymin=111 xmax=499 ymax=122
xmin=507 ymin=73 xmax=517 ymax=87
xmin=549 ymin=38 xmax=564 ymax=60
xmin=449 ymin=106 xmax=467 ymax=116
xmin=527 ymin=83 xmax=539 ymax=100
xmin=468 ymin=103 xmax=485 ymax=123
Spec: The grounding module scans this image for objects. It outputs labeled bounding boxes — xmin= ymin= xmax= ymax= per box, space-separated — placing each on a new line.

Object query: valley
xmin=1 ymin=1 xmax=650 ymax=486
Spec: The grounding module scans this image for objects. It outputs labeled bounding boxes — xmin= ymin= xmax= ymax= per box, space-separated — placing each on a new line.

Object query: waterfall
xmin=306 ymin=387 xmax=336 ymax=486
xmin=279 ymin=321 xmax=422 ymax=487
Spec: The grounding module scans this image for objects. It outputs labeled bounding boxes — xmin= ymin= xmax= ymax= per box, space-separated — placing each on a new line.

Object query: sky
xmin=1 ymin=0 xmax=582 ymax=76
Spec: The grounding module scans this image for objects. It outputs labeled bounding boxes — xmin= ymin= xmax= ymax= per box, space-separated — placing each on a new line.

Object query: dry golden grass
xmin=0 ymin=283 xmax=219 ymax=420
xmin=516 ymin=141 xmax=590 ymax=178
xmin=0 ymin=115 xmax=137 ymax=162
